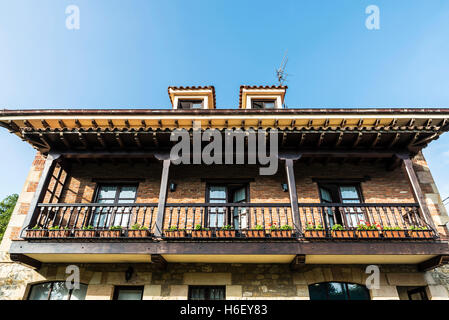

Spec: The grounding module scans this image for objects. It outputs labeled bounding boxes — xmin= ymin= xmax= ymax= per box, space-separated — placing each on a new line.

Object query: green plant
xmin=280 ymin=225 xmax=293 ymax=231
xmin=254 ymin=225 xmax=264 ymax=230
xmin=131 ymin=223 xmax=148 ymax=230
xmin=49 ymin=226 xmax=69 ymax=230
xmin=409 ymin=225 xmax=428 ymax=231
xmin=109 ymin=226 xmax=122 ymax=230
xmin=31 ymin=225 xmax=41 ymax=230
xmin=331 ymin=224 xmax=344 ymax=231
xmin=82 ymin=225 xmax=94 ymax=230
xmin=168 ymin=226 xmax=178 ymax=231
xmin=306 ymin=223 xmax=324 ymax=231
xmin=0 ymin=194 xmax=18 ymax=242
xmin=194 ymin=224 xmax=209 ymax=231
xmin=221 ymin=225 xmax=234 ymax=230
xmin=270 ymin=223 xmax=279 ymax=231
xmin=383 ymin=226 xmax=401 ymax=230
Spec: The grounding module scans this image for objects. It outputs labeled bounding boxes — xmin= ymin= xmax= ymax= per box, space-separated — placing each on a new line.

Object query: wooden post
xmin=284 ymin=155 xmax=302 ymax=234
xmin=21 ymin=153 xmax=60 ymax=234
xmin=397 ymin=153 xmax=437 ymax=231
xmin=154 ymin=159 xmax=170 ymax=237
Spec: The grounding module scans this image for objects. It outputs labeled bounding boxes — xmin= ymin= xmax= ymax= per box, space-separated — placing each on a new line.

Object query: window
xmin=206 ymin=183 xmax=248 ymax=229
xmin=113 ymin=286 xmax=144 ymax=300
xmin=251 ymin=99 xmax=276 ymax=109
xmin=309 ymin=282 xmax=370 ymax=300
xmin=188 ymin=286 xmax=226 ymax=300
xmin=318 ymin=183 xmax=364 ymax=228
xmin=178 ymin=100 xmax=203 ymax=109
xmin=397 ymin=286 xmax=429 ymax=300
xmin=28 ymin=282 xmax=87 ymax=300
xmin=92 ymin=184 xmax=138 ymax=228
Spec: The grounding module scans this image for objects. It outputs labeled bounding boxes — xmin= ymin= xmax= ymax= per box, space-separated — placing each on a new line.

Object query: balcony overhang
xmin=10 ymin=240 xmax=449 ymax=269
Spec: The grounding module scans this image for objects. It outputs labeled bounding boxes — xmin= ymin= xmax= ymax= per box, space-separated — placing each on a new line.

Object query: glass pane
xmin=119 ymin=186 xmax=136 ymax=200
xmin=210 ymin=199 xmax=226 ymax=204
xmin=339 ymin=186 xmax=359 ymax=200
xmin=49 ymin=282 xmax=70 ymax=300
xmin=98 ymin=186 xmax=117 ymax=199
xmin=320 ymin=188 xmax=332 ymax=203
xmin=70 ymin=284 xmax=88 ymax=300
xmin=252 ymin=101 xmax=263 ymax=109
xmin=98 ymin=199 xmax=114 ymax=204
xmin=347 ymin=283 xmax=370 ymax=300
xmin=263 ymin=101 xmax=275 ymax=109
xmin=209 ymin=213 xmax=224 ymax=228
xmin=209 ymin=288 xmax=225 ymax=300
xmin=113 ymin=213 xmax=130 ymax=227
xmin=192 ymin=102 xmax=203 ymax=109
xmin=28 ymin=283 xmax=52 ymax=300
xmin=327 ymin=282 xmax=347 ymax=300
xmin=308 ymin=283 xmax=327 ymax=300
xmin=116 ymin=289 xmax=142 ymax=300
xmin=209 ymin=186 xmax=226 ymax=199
xmin=180 ymin=101 xmax=191 ymax=109
xmin=190 ymin=288 xmax=205 ymax=300
xmin=233 ymin=188 xmax=246 ymax=202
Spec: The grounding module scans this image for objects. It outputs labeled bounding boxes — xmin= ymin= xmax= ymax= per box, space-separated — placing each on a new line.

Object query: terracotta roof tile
xmin=168 ymin=86 xmax=216 ymax=109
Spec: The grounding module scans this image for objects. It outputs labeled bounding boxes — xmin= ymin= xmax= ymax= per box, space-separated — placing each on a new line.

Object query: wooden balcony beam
xmin=154 ymin=159 xmax=170 ymax=237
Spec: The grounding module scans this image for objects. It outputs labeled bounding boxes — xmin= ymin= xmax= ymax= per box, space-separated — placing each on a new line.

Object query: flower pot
xmin=164 ymin=230 xmax=187 ymax=238
xmin=99 ymin=230 xmax=122 ymax=238
xmin=246 ymin=230 xmax=265 ymax=238
xmin=270 ymin=230 xmax=293 ymax=238
xmin=331 ymin=230 xmax=356 ymax=239
xmin=357 ymin=230 xmax=381 ymax=239
xmin=304 ymin=230 xmax=326 ymax=238
xmin=48 ymin=230 xmax=71 ymax=238
xmin=26 ymin=230 xmax=48 ymax=238
xmin=382 ymin=230 xmax=408 ymax=239
xmin=128 ymin=229 xmax=150 ymax=238
xmin=410 ymin=230 xmax=433 ymax=239
xmin=191 ymin=230 xmax=212 ymax=238
xmin=216 ymin=230 xmax=236 ymax=238
xmin=74 ymin=230 xmax=96 ymax=238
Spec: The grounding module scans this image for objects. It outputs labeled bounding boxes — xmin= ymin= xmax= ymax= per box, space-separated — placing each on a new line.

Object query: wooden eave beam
xmin=418 ymin=255 xmax=449 ymax=272
xmin=290 ymin=254 xmax=306 ymax=271
xmin=151 ymin=254 xmax=167 ymax=270
xmin=9 ymin=253 xmax=41 ymax=270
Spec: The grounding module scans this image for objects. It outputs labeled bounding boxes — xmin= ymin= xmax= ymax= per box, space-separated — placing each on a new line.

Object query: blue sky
xmin=0 ymin=0 xmax=448 ymax=211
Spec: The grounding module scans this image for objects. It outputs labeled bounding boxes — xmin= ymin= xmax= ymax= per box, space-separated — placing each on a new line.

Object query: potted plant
xmin=191 ymin=224 xmax=212 ymax=238
xmin=356 ymin=223 xmax=381 ymax=239
xmin=26 ymin=225 xmax=48 ymax=238
xmin=304 ymin=223 xmax=326 ymax=238
xmin=164 ymin=226 xmax=187 ymax=238
xmin=99 ymin=226 xmax=122 ymax=238
xmin=216 ymin=225 xmax=236 ymax=238
xmin=409 ymin=226 xmax=433 ymax=239
xmin=48 ymin=226 xmax=71 ymax=238
xmin=331 ymin=224 xmax=355 ymax=239
xmin=382 ymin=226 xmax=408 ymax=239
xmin=246 ymin=224 xmax=266 ymax=238
xmin=128 ymin=223 xmax=150 ymax=238
xmin=271 ymin=224 xmax=293 ymax=238
xmin=74 ymin=225 xmax=96 ymax=238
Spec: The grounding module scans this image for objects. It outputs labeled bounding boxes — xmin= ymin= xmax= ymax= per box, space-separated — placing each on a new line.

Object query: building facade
xmin=0 ymin=86 xmax=449 ymax=300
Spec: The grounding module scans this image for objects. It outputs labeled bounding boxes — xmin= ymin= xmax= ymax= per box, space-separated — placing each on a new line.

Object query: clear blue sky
xmin=0 ymin=0 xmax=448 ymax=211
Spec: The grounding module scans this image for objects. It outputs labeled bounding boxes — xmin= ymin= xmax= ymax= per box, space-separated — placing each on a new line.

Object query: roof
xmin=0 ymin=108 xmax=448 ymax=156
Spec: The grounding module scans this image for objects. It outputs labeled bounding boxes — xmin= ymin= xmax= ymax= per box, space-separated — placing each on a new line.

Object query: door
xmin=338 ymin=185 xmax=364 ymax=227
xmin=92 ymin=184 xmax=137 ymax=228
xmin=319 ymin=187 xmax=335 ymax=227
xmin=231 ymin=186 xmax=247 ymax=229
xmin=207 ymin=185 xmax=227 ymax=228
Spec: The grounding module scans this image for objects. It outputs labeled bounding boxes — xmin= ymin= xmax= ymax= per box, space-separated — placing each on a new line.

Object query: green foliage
xmin=131 ymin=223 xmax=148 ymax=230
xmin=109 ymin=225 xmax=122 ymax=230
xmin=31 ymin=225 xmax=41 ymax=230
xmin=280 ymin=225 xmax=293 ymax=230
xmin=306 ymin=223 xmax=324 ymax=231
xmin=82 ymin=225 xmax=94 ymax=230
xmin=383 ymin=226 xmax=401 ymax=230
xmin=254 ymin=225 xmax=264 ymax=230
xmin=409 ymin=225 xmax=428 ymax=230
xmin=356 ymin=223 xmax=380 ymax=231
xmin=0 ymin=194 xmax=18 ymax=242
xmin=220 ymin=225 xmax=234 ymax=230
xmin=194 ymin=224 xmax=209 ymax=231
xmin=331 ymin=224 xmax=344 ymax=231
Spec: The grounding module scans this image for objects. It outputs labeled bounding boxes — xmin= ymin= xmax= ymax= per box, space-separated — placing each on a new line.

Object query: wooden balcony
xmin=22 ymin=202 xmax=437 ymax=241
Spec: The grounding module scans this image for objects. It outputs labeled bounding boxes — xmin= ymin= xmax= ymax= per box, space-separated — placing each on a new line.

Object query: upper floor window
xmin=28 ymin=281 xmax=87 ymax=300
xmin=309 ymin=282 xmax=370 ymax=300
xmin=251 ymin=99 xmax=276 ymax=109
xmin=178 ymin=99 xmax=204 ymax=109
xmin=188 ymin=286 xmax=226 ymax=300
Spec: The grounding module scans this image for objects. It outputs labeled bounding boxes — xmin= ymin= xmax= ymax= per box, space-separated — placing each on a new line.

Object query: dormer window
xmin=178 ymin=100 xmax=204 ymax=110
xmin=168 ymin=86 xmax=216 ymax=109
xmin=239 ymin=85 xmax=287 ymax=109
xmin=251 ymin=99 xmax=276 ymax=109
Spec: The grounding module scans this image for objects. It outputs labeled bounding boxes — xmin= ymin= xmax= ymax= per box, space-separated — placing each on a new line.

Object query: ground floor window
xmin=188 ymin=286 xmax=226 ymax=300
xmin=28 ymin=282 xmax=87 ymax=300
xmin=113 ymin=286 xmax=144 ymax=300
xmin=397 ymin=286 xmax=429 ymax=300
xmin=309 ymin=282 xmax=370 ymax=300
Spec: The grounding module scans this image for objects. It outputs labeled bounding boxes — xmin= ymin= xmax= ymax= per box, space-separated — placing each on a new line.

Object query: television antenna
xmin=276 ymin=51 xmax=290 ymax=85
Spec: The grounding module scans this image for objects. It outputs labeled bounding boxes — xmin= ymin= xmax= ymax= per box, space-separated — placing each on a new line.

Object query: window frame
xmin=407 ymin=287 xmax=429 ymax=300
xmin=308 ymin=282 xmax=370 ymax=300
xmin=177 ymin=99 xmax=204 ymax=110
xmin=251 ymin=99 xmax=277 ymax=109
xmin=188 ymin=285 xmax=226 ymax=300
xmin=93 ymin=183 xmax=139 ymax=205
xmin=27 ymin=281 xmax=88 ymax=300
xmin=113 ymin=286 xmax=144 ymax=300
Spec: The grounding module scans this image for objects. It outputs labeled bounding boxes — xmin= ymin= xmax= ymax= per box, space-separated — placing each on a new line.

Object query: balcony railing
xmin=23 ymin=202 xmax=437 ymax=240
